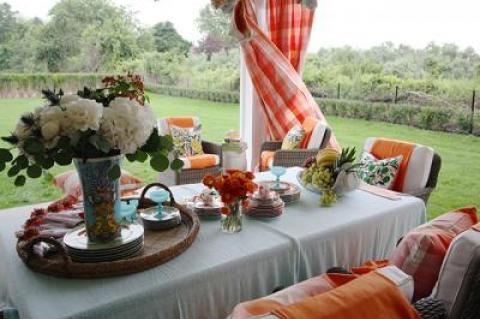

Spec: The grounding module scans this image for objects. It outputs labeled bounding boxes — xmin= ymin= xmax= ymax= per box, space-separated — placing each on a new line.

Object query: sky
xmin=5 ymin=0 xmax=480 ymax=52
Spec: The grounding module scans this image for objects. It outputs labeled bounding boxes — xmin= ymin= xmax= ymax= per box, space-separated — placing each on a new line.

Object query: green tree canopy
xmin=152 ymin=21 xmax=191 ymax=55
xmin=196 ymin=5 xmax=236 ymax=54
xmin=36 ymin=0 xmax=141 ymax=72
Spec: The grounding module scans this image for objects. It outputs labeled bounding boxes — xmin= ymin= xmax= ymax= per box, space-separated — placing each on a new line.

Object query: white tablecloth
xmin=0 ymin=167 xmax=426 ymax=319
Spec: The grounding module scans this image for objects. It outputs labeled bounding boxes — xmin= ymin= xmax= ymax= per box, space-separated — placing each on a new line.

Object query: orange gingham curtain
xmin=234 ymin=0 xmax=339 ymax=149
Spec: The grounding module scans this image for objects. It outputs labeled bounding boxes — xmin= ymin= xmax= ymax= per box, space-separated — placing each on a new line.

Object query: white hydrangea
xmin=99 ymin=97 xmax=156 ymax=154
xmin=14 ymin=95 xmax=154 ymax=155
xmin=62 ymin=98 xmax=104 ymax=136
xmin=60 ymin=94 xmax=80 ymax=106
xmin=38 ymin=105 xmax=65 ymax=142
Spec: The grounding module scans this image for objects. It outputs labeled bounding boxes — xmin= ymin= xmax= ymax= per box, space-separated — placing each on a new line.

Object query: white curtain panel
xmin=240 ymin=0 xmax=269 ymax=171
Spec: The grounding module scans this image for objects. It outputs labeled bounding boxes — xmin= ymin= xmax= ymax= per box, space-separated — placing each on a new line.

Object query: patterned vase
xmin=74 ymin=156 xmax=122 ymax=242
xmin=221 ymin=200 xmax=242 ymax=233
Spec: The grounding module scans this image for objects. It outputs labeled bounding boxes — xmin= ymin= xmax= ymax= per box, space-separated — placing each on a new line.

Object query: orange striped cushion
xmin=390 ymin=207 xmax=478 ymax=301
xmin=167 ymin=117 xmax=195 ymax=128
xmin=181 ymin=154 xmax=219 ymax=169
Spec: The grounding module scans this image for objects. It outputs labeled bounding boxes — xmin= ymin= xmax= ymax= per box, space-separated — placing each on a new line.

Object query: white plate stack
xmin=244 ymin=189 xmax=284 ymax=218
xmin=63 ymin=224 xmax=144 ymax=263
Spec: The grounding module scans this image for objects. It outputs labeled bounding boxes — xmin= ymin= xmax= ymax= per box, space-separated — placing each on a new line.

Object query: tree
xmin=196 ymin=5 xmax=236 ymax=54
xmin=3 ymin=18 xmax=46 ymax=72
xmin=152 ymin=21 xmax=191 ymax=55
xmin=195 ymin=35 xmax=228 ymax=61
xmin=37 ymin=0 xmax=141 ymax=72
xmin=0 ymin=3 xmax=16 ymax=43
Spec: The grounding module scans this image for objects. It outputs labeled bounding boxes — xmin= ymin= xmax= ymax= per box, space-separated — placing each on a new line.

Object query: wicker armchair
xmin=259 ymin=127 xmax=331 ymax=171
xmin=408 ymin=152 xmax=441 ymax=204
xmin=362 ymin=137 xmax=442 ymax=204
xmin=157 ymin=116 xmax=223 ymax=186
xmin=158 ymin=140 xmax=222 ymax=186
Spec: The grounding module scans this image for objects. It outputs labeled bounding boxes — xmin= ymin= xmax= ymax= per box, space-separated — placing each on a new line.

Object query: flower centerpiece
xmin=203 ymin=170 xmax=257 ymax=233
xmin=301 ymin=147 xmax=360 ymax=207
xmin=0 ymin=74 xmax=183 ymax=242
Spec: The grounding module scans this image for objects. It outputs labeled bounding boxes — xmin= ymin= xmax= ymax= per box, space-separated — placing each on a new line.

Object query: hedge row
xmin=316 ymin=98 xmax=480 ymax=136
xmin=147 ymin=84 xmax=240 ymax=104
xmin=1 ymin=75 xmax=477 ymax=136
xmin=0 ymin=73 xmax=105 ymax=98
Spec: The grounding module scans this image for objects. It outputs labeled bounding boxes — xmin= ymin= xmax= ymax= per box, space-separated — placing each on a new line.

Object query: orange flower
xmin=203 ymin=174 xmax=216 ymax=188
xmin=220 ymin=206 xmax=231 ymax=215
xmin=222 ymin=192 xmax=233 ymax=205
xmin=245 ymin=181 xmax=257 ymax=192
xmin=204 ymin=170 xmax=258 ymax=205
xmin=213 ymin=175 xmax=225 ymax=190
xmin=226 ymin=169 xmax=241 ymax=176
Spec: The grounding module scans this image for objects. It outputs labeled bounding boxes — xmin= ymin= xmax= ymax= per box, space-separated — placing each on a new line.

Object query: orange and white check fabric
xmin=233 ymin=0 xmax=339 ymax=149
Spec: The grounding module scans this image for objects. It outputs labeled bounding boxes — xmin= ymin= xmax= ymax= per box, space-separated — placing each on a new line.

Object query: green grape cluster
xmin=303 ymin=164 xmax=334 ymax=190
xmin=320 ymin=189 xmax=337 ymax=207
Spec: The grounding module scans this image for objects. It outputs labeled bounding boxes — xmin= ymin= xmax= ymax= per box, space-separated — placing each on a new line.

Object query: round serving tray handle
xmin=138 ymin=183 xmax=176 ymax=208
xmin=24 ymin=237 xmax=72 ymax=269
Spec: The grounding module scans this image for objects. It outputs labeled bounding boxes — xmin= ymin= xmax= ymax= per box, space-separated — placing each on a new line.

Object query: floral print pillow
xmin=170 ymin=125 xmax=204 ymax=157
xmin=281 ymin=125 xmax=305 ymax=150
xmin=358 ymin=152 xmax=403 ymax=189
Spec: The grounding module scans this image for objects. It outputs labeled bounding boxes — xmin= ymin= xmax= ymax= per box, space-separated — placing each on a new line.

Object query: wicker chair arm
xmin=273 ymin=149 xmax=318 ymax=168
xmin=202 ymin=140 xmax=222 ymax=156
xmin=414 ymin=297 xmax=446 ymax=319
xmin=261 ymin=141 xmax=283 ymax=152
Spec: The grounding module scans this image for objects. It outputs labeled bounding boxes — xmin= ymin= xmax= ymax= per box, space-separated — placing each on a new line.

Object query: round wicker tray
xmin=16 ymin=183 xmax=200 ymax=279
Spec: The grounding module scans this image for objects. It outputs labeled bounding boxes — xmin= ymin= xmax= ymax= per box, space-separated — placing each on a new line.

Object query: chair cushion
xmin=170 ymin=124 xmax=204 ymax=156
xmin=433 ymin=222 xmax=480 ymax=318
xmin=358 ymin=152 xmax=403 ymax=189
xmin=271 ymin=271 xmax=420 ymax=319
xmin=306 ymin=122 xmax=328 ymax=149
xmin=364 ymin=137 xmax=435 ymax=193
xmin=230 ymin=265 xmax=413 ymax=319
xmin=299 ymin=117 xmax=327 ymax=149
xmin=261 ymin=151 xmax=275 ymax=171
xmin=157 ymin=117 xmax=200 ymax=135
xmin=281 ymin=125 xmax=305 ymax=150
xmin=180 ymin=154 xmax=220 ymax=169
xmin=53 ymin=170 xmax=143 ymax=199
xmin=390 ymin=207 xmax=478 ymax=301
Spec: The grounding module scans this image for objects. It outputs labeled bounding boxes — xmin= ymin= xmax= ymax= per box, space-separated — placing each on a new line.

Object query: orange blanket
xmin=272 ymin=272 xmax=420 ymax=319
xmin=371 ymin=138 xmax=415 ymax=192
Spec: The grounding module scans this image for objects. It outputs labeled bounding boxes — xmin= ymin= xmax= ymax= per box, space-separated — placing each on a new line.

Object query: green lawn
xmin=1 ymin=94 xmax=479 ymax=220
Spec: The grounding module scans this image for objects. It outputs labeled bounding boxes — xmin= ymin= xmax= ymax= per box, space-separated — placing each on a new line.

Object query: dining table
xmin=0 ymin=167 xmax=426 ymax=319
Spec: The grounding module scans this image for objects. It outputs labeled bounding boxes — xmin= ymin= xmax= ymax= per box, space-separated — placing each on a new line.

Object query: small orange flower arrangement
xmin=203 ymin=169 xmax=257 ymax=215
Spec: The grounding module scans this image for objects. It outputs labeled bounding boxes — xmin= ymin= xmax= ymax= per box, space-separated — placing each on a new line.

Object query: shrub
xmin=146 ymin=84 xmax=239 ymax=104
xmin=0 ymin=73 xmax=105 ymax=98
xmin=315 ymin=98 xmax=476 ymax=135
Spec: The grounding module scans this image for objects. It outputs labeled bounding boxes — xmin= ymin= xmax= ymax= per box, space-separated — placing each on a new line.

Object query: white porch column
xmin=239 ymin=0 xmax=269 ymax=171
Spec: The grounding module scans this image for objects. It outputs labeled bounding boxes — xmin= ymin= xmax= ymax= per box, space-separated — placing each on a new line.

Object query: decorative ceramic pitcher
xmin=74 ymin=156 xmax=122 ymax=242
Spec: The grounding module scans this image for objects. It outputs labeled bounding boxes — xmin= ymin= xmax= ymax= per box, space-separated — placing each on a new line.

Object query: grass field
xmin=1 ymin=94 xmax=479 ymax=220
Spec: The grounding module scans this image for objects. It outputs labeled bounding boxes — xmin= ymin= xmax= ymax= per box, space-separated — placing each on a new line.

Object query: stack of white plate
xmin=63 ymin=224 xmax=144 ymax=263
xmin=193 ymin=202 xmax=223 ymax=219
xmin=244 ymin=191 xmax=284 ymax=218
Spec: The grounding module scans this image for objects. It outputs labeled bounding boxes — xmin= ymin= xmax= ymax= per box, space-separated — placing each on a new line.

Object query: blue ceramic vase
xmin=74 ymin=156 xmax=122 ymax=242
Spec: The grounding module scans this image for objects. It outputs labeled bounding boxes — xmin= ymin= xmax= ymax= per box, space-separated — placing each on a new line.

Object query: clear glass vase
xmin=221 ymin=200 xmax=242 ymax=233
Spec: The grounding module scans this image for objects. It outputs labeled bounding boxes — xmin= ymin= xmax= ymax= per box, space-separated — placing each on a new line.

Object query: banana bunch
xmin=315 ymin=148 xmax=340 ymax=167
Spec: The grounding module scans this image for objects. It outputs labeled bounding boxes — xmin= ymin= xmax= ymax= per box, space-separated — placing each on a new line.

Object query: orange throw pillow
xmin=272 ymin=272 xmax=420 ymax=319
xmin=370 ymin=138 xmax=415 ymax=192
xmin=390 ymin=206 xmax=478 ymax=301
